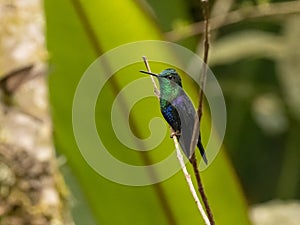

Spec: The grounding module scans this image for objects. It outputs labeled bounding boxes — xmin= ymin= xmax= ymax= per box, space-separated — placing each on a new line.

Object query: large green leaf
xmin=45 ymin=0 xmax=251 ymax=224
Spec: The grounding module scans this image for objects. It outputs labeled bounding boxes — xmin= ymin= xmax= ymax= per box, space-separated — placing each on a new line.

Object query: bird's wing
xmin=172 ymin=92 xmax=199 ymax=158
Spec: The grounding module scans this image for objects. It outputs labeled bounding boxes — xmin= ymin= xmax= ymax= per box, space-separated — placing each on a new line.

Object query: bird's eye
xmin=168 ymin=75 xmax=173 ymax=80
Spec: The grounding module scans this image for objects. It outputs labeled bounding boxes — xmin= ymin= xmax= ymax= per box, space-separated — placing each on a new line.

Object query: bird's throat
xmin=159 ymin=82 xmax=181 ymax=102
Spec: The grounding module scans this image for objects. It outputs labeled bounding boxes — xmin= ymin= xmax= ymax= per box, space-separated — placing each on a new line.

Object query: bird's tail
xmin=197 ymin=138 xmax=208 ymax=164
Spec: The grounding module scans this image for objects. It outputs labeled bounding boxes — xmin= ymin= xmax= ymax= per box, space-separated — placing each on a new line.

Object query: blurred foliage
xmin=209 ymin=12 xmax=300 ymax=203
xmin=44 ymin=0 xmax=300 ymax=224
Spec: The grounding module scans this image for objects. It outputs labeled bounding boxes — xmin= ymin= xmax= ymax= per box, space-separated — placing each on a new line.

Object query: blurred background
xmin=1 ymin=0 xmax=300 ymax=224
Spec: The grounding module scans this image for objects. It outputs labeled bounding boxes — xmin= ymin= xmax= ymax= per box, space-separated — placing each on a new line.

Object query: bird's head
xmin=140 ymin=68 xmax=182 ymax=87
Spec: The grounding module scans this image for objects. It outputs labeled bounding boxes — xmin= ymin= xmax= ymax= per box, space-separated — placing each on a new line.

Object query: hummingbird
xmin=140 ymin=68 xmax=207 ymax=164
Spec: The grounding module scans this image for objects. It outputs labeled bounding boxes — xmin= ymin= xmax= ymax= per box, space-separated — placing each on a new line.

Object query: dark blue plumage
xmin=140 ymin=68 xmax=207 ymax=164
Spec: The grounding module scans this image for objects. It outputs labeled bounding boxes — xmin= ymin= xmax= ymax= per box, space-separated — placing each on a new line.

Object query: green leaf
xmin=45 ymin=0 xmax=251 ymax=224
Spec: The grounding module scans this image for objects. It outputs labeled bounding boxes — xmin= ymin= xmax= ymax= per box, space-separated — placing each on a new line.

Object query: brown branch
xmin=190 ymin=154 xmax=214 ymax=225
xmin=198 ymin=0 xmax=210 ymax=121
xmin=166 ymin=1 xmax=300 ymax=41
xmin=142 ymin=56 xmax=160 ymax=97
xmin=190 ymin=1 xmax=215 ymax=225
xmin=173 ymin=137 xmax=210 ymax=225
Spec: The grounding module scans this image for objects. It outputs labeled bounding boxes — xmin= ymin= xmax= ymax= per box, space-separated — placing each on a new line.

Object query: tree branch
xmin=173 ymin=136 xmax=211 ymax=225
xmin=142 ymin=56 xmax=160 ymax=97
xmin=190 ymin=1 xmax=215 ymax=224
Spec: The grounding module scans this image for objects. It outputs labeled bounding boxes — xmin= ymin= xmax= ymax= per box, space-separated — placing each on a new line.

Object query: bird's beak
xmin=139 ymin=70 xmax=159 ymax=77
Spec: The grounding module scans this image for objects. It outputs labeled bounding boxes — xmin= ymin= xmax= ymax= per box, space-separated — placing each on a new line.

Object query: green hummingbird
xmin=140 ymin=68 xmax=207 ymax=164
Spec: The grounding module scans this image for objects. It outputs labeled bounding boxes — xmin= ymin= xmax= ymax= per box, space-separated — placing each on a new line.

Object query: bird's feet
xmin=170 ymin=130 xmax=181 ymax=138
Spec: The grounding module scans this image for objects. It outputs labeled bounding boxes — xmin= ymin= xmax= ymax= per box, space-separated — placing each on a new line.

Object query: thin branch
xmin=190 ymin=154 xmax=214 ymax=225
xmin=190 ymin=1 xmax=215 ymax=225
xmin=142 ymin=57 xmax=210 ymax=225
xmin=166 ymin=0 xmax=300 ymax=41
xmin=142 ymin=56 xmax=160 ymax=97
xmin=198 ymin=0 xmax=210 ymax=121
xmin=173 ymin=136 xmax=211 ymax=225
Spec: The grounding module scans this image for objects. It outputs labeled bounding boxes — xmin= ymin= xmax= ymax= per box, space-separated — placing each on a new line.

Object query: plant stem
xmin=198 ymin=0 xmax=210 ymax=121
xmin=174 ymin=137 xmax=211 ymax=225
xmin=190 ymin=154 xmax=215 ymax=225
xmin=190 ymin=1 xmax=215 ymax=224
